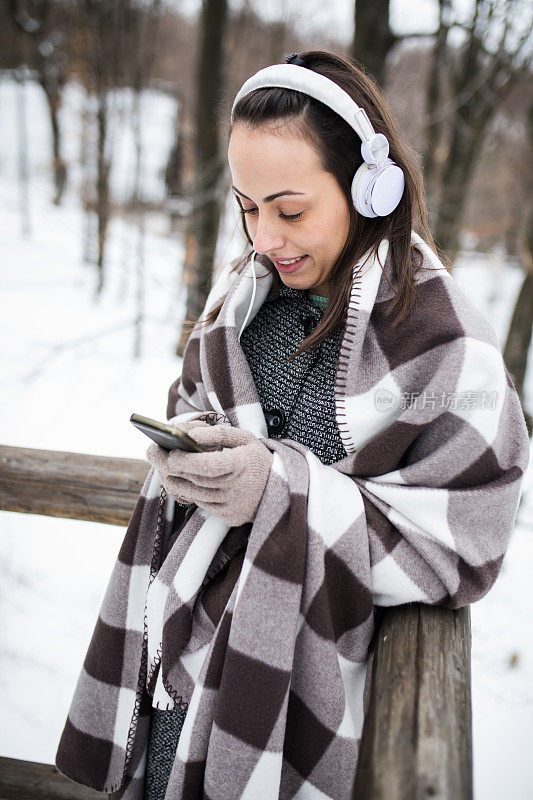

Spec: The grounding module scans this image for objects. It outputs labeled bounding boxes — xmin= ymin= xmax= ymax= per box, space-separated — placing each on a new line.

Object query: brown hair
xmin=185 ymin=50 xmax=449 ymax=360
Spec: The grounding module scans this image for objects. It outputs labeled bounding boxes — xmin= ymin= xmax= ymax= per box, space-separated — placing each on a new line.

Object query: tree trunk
xmin=503 ymin=268 xmax=533 ymax=437
xmin=81 ymin=90 xmax=99 ymax=267
xmin=177 ymin=0 xmax=229 ymax=356
xmin=351 ymin=0 xmax=396 ymax=88
xmin=433 ymin=100 xmax=493 ymax=258
xmin=423 ymin=0 xmax=451 ymax=190
xmin=433 ymin=0 xmax=530 ymax=258
xmin=14 ymin=66 xmax=31 ymax=238
xmin=40 ymin=82 xmax=67 ymax=205
xmin=96 ymin=89 xmax=110 ymax=295
xmin=503 ymin=104 xmax=533 ymax=436
xmin=6 ymin=0 xmax=68 ymax=206
xmin=132 ymin=88 xmax=145 ymax=360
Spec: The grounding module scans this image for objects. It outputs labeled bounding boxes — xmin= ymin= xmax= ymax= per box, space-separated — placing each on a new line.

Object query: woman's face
xmin=227 ymin=122 xmax=351 ymax=297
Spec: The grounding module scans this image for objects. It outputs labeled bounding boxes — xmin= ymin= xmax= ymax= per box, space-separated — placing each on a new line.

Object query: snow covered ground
xmin=0 ymin=75 xmax=532 ymax=798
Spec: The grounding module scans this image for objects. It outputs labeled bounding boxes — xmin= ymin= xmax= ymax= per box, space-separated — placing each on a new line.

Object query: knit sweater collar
xmin=276 ymin=282 xmax=329 ymax=308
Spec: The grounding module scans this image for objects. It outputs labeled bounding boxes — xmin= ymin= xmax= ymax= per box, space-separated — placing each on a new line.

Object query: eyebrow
xmin=232 ymin=185 xmax=305 ymax=203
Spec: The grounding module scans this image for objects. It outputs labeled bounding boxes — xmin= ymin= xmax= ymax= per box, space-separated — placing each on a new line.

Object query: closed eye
xmin=239 ymin=208 xmax=303 ymax=221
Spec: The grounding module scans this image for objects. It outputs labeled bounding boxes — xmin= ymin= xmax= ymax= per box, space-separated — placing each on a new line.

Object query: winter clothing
xmin=54 ymin=233 xmax=530 ymax=800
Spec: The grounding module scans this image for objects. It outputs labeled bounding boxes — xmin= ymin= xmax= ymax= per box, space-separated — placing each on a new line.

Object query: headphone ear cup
xmin=351 ymin=162 xmax=375 ymax=218
xmin=351 ymin=158 xmax=405 ymax=218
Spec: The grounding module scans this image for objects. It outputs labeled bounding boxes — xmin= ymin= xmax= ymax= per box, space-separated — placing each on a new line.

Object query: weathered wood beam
xmin=354 ymin=602 xmax=472 ymax=800
xmin=0 ymin=444 xmax=149 ymax=526
xmin=0 ymin=755 xmax=108 ymax=799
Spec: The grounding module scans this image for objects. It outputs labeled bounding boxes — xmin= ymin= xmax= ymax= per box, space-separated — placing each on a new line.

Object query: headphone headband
xmin=231 ymin=64 xmax=387 ymax=165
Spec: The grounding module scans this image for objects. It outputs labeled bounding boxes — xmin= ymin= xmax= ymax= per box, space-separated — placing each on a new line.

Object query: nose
xmin=251 ymin=217 xmax=285 ymax=255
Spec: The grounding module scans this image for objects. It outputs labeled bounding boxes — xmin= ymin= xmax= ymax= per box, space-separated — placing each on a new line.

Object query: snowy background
xmin=0 ymin=74 xmax=532 ymax=799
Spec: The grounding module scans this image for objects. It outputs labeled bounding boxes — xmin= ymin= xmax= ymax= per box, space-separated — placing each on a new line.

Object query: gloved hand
xmin=146 ymin=424 xmax=274 ymax=527
xmin=146 ymin=418 xmax=222 ymax=508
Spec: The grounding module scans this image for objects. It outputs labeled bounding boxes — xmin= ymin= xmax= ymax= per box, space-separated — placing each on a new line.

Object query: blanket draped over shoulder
xmin=55 ymin=233 xmax=530 ymax=800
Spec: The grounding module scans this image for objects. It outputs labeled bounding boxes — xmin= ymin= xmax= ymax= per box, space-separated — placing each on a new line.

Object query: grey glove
xmin=146 ymin=424 xmax=274 ymax=527
xmin=146 ymin=418 xmax=222 ymax=507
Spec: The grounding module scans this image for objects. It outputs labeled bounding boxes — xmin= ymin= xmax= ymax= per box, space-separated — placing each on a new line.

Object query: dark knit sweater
xmin=239 ymin=282 xmax=348 ymax=466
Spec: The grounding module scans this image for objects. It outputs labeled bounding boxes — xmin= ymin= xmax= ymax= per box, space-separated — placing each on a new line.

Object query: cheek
xmin=302 ymin=226 xmax=322 ymax=250
xmin=330 ymin=205 xmax=350 ymax=249
xmin=310 ymin=211 xmax=349 ymax=256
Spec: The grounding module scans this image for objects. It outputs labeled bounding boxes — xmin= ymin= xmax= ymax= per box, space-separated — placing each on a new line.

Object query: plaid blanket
xmin=55 ymin=233 xmax=529 ymax=799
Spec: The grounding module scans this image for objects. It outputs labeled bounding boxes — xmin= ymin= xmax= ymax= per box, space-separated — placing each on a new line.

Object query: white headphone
xmin=230 ymin=62 xmax=405 ymax=219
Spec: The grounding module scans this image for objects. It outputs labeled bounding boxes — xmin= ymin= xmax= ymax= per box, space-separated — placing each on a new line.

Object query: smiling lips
xmin=276 ymin=255 xmax=306 ymax=264
xmin=272 ymin=255 xmax=309 ymax=274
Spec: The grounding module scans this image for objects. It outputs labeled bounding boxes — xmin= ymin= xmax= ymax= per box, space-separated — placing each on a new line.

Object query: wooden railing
xmin=0 ymin=444 xmax=472 ymax=799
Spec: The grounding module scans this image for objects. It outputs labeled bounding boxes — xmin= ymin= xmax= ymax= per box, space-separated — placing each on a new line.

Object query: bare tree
xmin=503 ymin=101 xmax=533 ymax=435
xmin=177 ymin=0 xmax=229 ymax=356
xmin=14 ymin=64 xmax=31 ymax=236
xmin=351 ymin=0 xmax=531 ymax=264
xmin=76 ymin=0 xmax=130 ymax=294
xmin=6 ymin=0 xmax=69 ymax=204
xmin=427 ymin=0 xmax=532 ymax=258
xmin=351 ymin=0 xmax=397 ymax=87
xmin=423 ymin=0 xmax=452 ymax=188
xmin=122 ymin=0 xmax=163 ymax=358
xmin=351 ymin=0 xmax=443 ymax=87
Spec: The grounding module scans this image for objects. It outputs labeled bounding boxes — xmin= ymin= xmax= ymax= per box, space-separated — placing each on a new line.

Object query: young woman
xmin=55 ymin=51 xmax=529 ymax=800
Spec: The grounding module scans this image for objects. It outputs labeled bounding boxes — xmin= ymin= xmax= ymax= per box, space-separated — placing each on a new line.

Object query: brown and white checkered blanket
xmin=55 ymin=233 xmax=530 ymax=799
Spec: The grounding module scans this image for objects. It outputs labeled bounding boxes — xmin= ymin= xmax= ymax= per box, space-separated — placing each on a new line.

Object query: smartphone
xmin=130 ymin=413 xmax=210 ymax=453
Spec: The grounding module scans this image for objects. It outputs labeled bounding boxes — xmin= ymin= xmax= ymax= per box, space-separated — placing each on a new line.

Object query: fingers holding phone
xmin=145 ymin=442 xmax=196 ymax=506
xmin=141 ymin=417 xmax=211 ymax=482
xmin=130 ymin=412 xmax=212 ymax=453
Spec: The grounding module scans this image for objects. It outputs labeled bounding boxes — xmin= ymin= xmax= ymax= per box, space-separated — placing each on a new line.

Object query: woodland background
xmin=0 ymin=1 xmax=532 ymax=798
xmin=1 ymin=0 xmax=532 ymax=399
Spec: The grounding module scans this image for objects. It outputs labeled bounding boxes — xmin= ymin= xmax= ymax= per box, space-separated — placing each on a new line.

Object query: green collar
xmin=307 ymin=291 xmax=329 ymax=309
